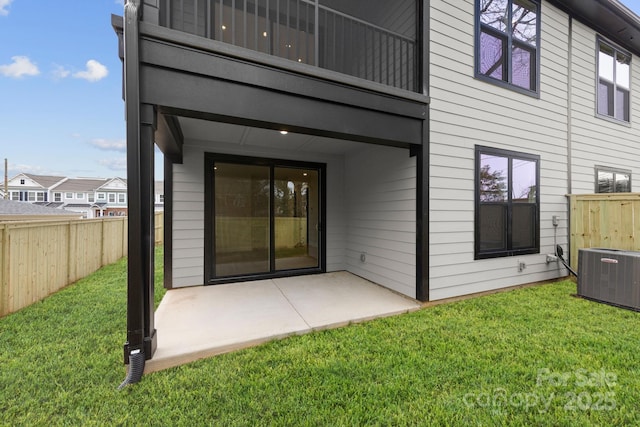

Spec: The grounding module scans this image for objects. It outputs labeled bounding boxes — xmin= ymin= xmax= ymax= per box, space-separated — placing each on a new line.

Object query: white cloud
xmin=0 ymin=0 xmax=13 ymax=16
xmin=0 ymin=56 xmax=40 ymax=78
xmin=99 ymin=157 xmax=127 ymax=172
xmin=90 ymin=138 xmax=126 ymax=152
xmin=73 ymin=59 xmax=108 ymax=82
xmin=51 ymin=64 xmax=71 ymax=80
xmin=115 ymin=0 xmax=125 ymax=6
xmin=9 ymin=163 xmax=61 ymax=177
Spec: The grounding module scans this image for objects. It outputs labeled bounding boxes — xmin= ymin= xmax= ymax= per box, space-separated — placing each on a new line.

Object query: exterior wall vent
xmin=578 ymin=248 xmax=640 ymax=311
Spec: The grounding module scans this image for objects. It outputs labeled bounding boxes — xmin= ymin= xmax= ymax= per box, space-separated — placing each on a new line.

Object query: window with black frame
xmin=475 ymin=146 xmax=540 ymax=259
xmin=476 ymin=0 xmax=540 ymax=94
xmin=596 ymin=166 xmax=631 ymax=193
xmin=597 ymin=40 xmax=630 ymax=122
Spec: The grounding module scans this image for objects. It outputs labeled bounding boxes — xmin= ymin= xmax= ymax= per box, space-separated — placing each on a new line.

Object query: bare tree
xmin=479 ymin=0 xmax=536 ymax=85
xmin=479 ymin=164 xmax=507 ymax=202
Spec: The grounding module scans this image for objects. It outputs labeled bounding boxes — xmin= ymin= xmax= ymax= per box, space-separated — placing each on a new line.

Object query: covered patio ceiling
xmin=176 ymin=116 xmax=378 ymax=156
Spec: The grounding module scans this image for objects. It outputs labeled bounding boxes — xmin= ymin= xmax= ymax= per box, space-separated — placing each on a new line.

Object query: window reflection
xmin=598 ymin=41 xmax=630 ymax=122
xmin=616 ymin=53 xmax=630 ymax=89
xmin=477 ymin=0 xmax=539 ymax=92
xmin=597 ymin=168 xmax=631 ymax=193
xmin=479 ymin=154 xmax=508 ymax=202
xmin=476 ymin=147 xmax=539 ymax=259
xmin=616 ymin=173 xmax=631 ymax=192
xmin=599 ymin=45 xmax=615 ymax=81
xmin=512 ymin=45 xmax=533 ymax=90
xmin=480 ymin=32 xmax=505 ymax=80
xmin=480 ymin=0 xmax=508 ymax=32
xmin=512 ymin=0 xmax=537 ymax=46
xmin=512 ymin=159 xmax=536 ymax=202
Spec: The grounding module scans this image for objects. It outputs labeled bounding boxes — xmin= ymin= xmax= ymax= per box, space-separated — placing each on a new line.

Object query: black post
xmin=141 ymin=104 xmax=157 ymax=358
xmin=416 ymin=128 xmax=430 ymax=302
xmin=123 ymin=0 xmax=145 ymax=364
xmin=415 ymin=0 xmax=430 ymax=302
xmin=123 ymin=0 xmax=156 ymax=367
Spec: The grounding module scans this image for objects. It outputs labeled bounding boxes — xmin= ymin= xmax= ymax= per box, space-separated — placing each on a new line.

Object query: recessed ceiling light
xmin=280 ymin=130 xmax=288 ymax=135
xmin=221 ymin=25 xmax=227 ymax=30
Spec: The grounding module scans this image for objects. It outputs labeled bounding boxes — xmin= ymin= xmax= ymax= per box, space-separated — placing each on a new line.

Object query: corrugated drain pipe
xmin=118 ymin=349 xmax=145 ymax=389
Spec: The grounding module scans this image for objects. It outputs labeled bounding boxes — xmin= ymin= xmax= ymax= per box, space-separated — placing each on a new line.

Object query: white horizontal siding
xmin=345 ymin=145 xmax=416 ymax=298
xmin=172 ymin=147 xmax=205 ymax=287
xmin=428 ymin=0 xmax=570 ymax=300
xmin=569 ymin=20 xmax=640 ymax=194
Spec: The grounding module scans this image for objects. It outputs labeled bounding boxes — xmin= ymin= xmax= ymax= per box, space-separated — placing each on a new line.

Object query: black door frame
xmin=204 ymin=152 xmax=327 ymax=285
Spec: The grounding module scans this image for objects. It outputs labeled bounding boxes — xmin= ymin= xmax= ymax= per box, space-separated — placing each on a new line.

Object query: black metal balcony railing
xmin=161 ymin=0 xmax=418 ymax=92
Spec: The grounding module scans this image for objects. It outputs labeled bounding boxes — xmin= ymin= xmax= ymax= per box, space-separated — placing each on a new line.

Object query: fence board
xmin=0 ymin=213 xmax=164 ymax=317
xmin=0 ymin=225 xmax=7 ymax=315
xmin=569 ymin=194 xmax=640 ymax=270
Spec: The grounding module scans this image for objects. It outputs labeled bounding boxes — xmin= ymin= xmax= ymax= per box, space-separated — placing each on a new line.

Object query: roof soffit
xmin=549 ymin=0 xmax=640 ymax=56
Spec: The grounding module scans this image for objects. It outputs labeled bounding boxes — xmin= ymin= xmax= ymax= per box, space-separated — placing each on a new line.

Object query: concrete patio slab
xmin=273 ymin=273 xmax=418 ymax=329
xmin=145 ymin=271 xmax=420 ymax=373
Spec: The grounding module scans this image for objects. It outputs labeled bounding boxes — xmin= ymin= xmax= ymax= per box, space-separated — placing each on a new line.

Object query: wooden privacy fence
xmin=569 ymin=193 xmax=640 ymax=269
xmin=0 ymin=212 xmax=164 ymax=317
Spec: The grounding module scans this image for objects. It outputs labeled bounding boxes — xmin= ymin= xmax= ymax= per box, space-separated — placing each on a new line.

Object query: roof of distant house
xmin=54 ymin=178 xmax=110 ymax=192
xmin=22 ymin=174 xmax=67 ymax=188
xmin=0 ymin=199 xmax=83 ymax=220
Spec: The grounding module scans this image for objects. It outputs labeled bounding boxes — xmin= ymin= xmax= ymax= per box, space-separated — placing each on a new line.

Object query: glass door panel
xmin=274 ymin=167 xmax=319 ymax=271
xmin=214 ymin=163 xmax=270 ymax=277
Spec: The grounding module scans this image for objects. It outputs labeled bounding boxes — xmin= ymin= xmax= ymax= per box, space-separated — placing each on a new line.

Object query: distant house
xmin=97 ymin=177 xmax=129 ymax=217
xmin=52 ymin=177 xmax=107 ymax=218
xmin=154 ymin=180 xmax=164 ymax=212
xmin=53 ymin=177 xmax=130 ymax=218
xmin=6 ymin=173 xmax=164 ymax=217
xmin=0 ymin=199 xmax=83 ymax=221
xmin=6 ymin=173 xmax=66 ymax=203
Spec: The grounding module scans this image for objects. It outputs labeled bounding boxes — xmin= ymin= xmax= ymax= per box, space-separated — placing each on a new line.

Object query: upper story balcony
xmin=154 ymin=0 xmax=420 ymax=93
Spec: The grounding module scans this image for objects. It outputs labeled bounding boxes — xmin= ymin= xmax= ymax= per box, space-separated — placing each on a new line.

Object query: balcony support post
xmin=123 ymin=0 xmax=157 ymax=373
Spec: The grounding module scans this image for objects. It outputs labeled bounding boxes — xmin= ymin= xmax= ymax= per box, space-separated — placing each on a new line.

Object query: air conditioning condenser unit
xmin=578 ymin=248 xmax=640 ymax=311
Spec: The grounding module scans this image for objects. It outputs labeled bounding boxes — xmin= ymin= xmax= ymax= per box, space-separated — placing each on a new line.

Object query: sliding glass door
xmin=274 ymin=167 xmax=319 ymax=271
xmin=213 ymin=163 xmax=271 ymax=277
xmin=206 ymin=155 xmax=324 ymax=282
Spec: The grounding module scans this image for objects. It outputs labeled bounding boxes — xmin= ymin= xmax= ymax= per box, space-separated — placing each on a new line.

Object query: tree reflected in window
xmin=477 ymin=0 xmax=539 ymax=92
xmin=476 ymin=146 xmax=540 ymax=259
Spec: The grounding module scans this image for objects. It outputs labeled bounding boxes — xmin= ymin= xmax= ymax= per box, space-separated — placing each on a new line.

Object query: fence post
xmin=101 ymin=218 xmax=106 ymax=267
xmin=569 ymin=195 xmax=577 ymax=270
xmin=123 ymin=217 xmax=128 ymax=257
xmin=0 ymin=223 xmax=8 ymax=317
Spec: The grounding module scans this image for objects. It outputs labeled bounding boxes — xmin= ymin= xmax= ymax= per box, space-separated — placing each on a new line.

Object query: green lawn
xmin=1 ymin=247 xmax=639 ymax=425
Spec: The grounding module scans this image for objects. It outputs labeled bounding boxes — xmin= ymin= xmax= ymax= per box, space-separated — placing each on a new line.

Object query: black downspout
xmin=415 ymin=0 xmax=430 ymax=302
xmin=120 ymin=0 xmax=149 ymax=388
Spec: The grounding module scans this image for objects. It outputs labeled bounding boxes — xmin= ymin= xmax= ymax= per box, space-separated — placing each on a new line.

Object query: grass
xmin=1 ymin=248 xmax=640 ymax=426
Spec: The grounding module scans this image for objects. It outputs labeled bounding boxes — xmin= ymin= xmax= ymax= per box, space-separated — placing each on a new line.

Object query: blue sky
xmin=0 ymin=0 xmax=163 ymax=180
xmin=1 ymin=0 xmax=640 ymax=181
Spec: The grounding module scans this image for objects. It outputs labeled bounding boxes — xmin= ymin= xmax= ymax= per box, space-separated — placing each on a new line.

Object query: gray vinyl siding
xmin=171 ymin=138 xmax=348 ymax=288
xmin=172 ymin=148 xmax=205 ymax=287
xmin=345 ymin=145 xmax=416 ymax=298
xmin=429 ymin=0 xmax=570 ymax=300
xmin=569 ymin=21 xmax=640 ymax=194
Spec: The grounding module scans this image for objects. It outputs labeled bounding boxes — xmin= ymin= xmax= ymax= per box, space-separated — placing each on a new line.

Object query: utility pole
xmin=3 ymin=158 xmax=7 ymax=199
